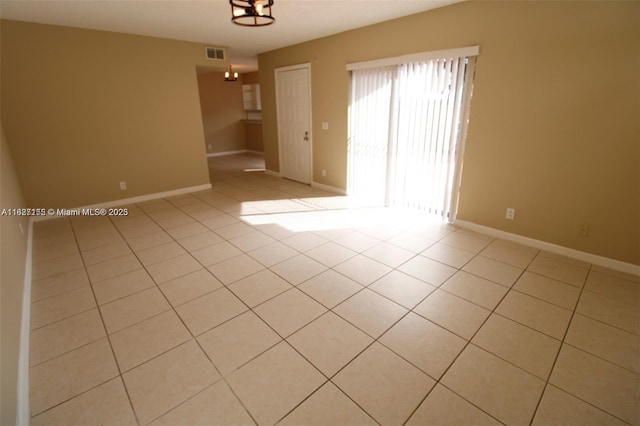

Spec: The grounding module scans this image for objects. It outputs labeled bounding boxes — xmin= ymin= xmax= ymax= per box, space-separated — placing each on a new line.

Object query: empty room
xmin=1 ymin=1 xmax=638 ymax=425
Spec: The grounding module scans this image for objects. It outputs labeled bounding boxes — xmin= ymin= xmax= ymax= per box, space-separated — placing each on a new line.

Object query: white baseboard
xmin=246 ymin=150 xmax=265 ymax=156
xmin=206 ymin=150 xmax=248 ymax=158
xmin=311 ymin=181 xmax=347 ymax=195
xmin=455 ymin=219 xmax=640 ymax=276
xmin=265 ymin=170 xmax=281 ymax=178
xmin=16 ymin=219 xmax=33 ymax=425
xmin=32 ymin=183 xmax=213 ymax=222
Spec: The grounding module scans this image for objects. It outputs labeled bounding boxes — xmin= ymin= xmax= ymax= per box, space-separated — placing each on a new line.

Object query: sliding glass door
xmin=347 ymin=48 xmax=477 ymax=222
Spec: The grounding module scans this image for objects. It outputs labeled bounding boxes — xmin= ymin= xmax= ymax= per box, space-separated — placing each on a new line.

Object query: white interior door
xmin=276 ymin=65 xmax=311 ymax=184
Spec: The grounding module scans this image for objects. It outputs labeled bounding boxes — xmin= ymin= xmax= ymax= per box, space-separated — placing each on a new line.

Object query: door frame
xmin=275 ymin=63 xmax=312 ymax=184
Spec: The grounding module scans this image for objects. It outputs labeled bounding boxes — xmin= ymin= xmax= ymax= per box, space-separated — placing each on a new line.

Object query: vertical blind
xmin=347 ymin=47 xmax=478 ymax=221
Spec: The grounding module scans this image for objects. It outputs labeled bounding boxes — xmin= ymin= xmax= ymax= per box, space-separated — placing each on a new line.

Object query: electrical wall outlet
xmin=505 ymin=208 xmax=515 ymax=220
xmin=579 ymin=224 xmax=590 ymax=237
xmin=322 ymin=122 xmax=329 ymax=130
xmin=120 ymin=181 xmax=127 ymax=190
xmin=322 ymin=169 xmax=326 ymax=177
xmin=208 ymin=144 xmax=212 ymax=150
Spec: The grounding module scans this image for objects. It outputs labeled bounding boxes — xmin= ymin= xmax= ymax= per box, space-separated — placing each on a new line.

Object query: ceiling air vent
xmin=205 ymin=47 xmax=225 ymax=61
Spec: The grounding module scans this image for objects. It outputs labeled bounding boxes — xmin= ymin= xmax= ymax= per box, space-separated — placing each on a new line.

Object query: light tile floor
xmin=29 ymin=153 xmax=639 ymax=425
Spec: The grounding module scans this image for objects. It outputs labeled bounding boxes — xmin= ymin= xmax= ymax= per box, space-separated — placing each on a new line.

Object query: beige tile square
xmin=362 ymin=242 xmax=415 ymax=268
xmin=576 ymin=291 xmax=639 ymax=334
xmin=333 ymin=342 xmax=435 ymax=426
xmin=439 ymin=231 xmax=491 ymax=254
xmin=407 ymin=384 xmax=501 ymax=426
xmin=305 ymin=242 xmax=357 ymax=267
xmin=280 ymin=382 xmax=376 ymax=426
xmin=228 ymin=269 xmax=292 ymax=307
xmin=125 ymin=230 xmax=173 ymax=252
xmin=334 ymin=288 xmax=407 ymax=338
xmin=298 ymin=270 xmax=363 ymax=308
xmin=81 ymin=241 xmax=132 ymax=266
xmin=32 ymin=240 xmax=74 ymax=259
xmin=30 ymin=338 xmax=119 ymax=415
xmin=110 ymin=310 xmax=191 ymax=372
xmin=164 ymin=221 xmax=208 ymax=240
xmin=270 ymin=254 xmax=327 ymax=285
xmin=513 ymin=271 xmax=581 ymax=310
xmin=549 ymin=344 xmax=639 ymax=425
xmin=591 ymin=265 xmax=640 ymax=284
xmin=86 ymin=254 xmax=142 ymax=283
xmin=228 ymin=230 xmax=276 ymax=252
xmin=177 ymin=230 xmax=223 ymax=252
xmin=30 ymin=308 xmax=105 ymax=366
xmin=191 ymin=241 xmax=242 ymax=266
xmin=149 ymin=209 xmax=195 ymax=229
xmin=158 ymin=268 xmax=222 ymax=307
xmin=441 ymin=344 xmax=545 ymax=425
xmin=334 ymin=232 xmax=381 ymax=252
xmin=123 ymin=340 xmax=220 ymax=424
xmin=30 ymin=286 xmax=96 ymax=329
xmin=92 ymin=268 xmax=156 ymax=305
xmin=176 ymin=287 xmax=248 ymax=336
xmin=100 ymin=287 xmax=170 ymax=334
xmin=565 ymin=314 xmax=639 ymax=373
xmin=479 ymin=240 xmax=537 ymax=269
xmin=398 ymin=256 xmax=457 ymax=286
xmin=207 ymin=254 xmax=265 ymax=284
xmin=31 ymin=377 xmax=136 ymax=426
xmin=150 ymin=381 xmax=254 ymax=426
xmin=282 ymin=232 xmax=328 ymax=252
xmin=227 ymin=341 xmax=326 ymax=425
xmin=288 ymin=312 xmax=373 ymax=377
xmin=440 ymin=271 xmax=509 ymax=310
xmin=538 ymin=250 xmax=591 ymax=269
xmin=528 ymin=255 xmax=589 ymax=287
xmin=146 ymin=253 xmax=202 ymax=283
xmin=31 ymin=269 xmax=89 ymax=302
xmin=496 ymin=291 xmax=572 ymax=339
xmin=414 ymin=289 xmax=490 ymax=340
xmin=532 ymin=385 xmax=628 ymax=426
xmin=472 ymin=314 xmax=561 ymax=379
xmin=387 ymin=232 xmax=436 ymax=253
xmin=462 ymin=256 xmax=523 ymax=287
xmin=422 ymin=242 xmax=475 ymax=268
xmin=380 ymin=312 xmax=465 ymax=379
xmin=32 ymin=253 xmax=84 ymax=281
xmin=198 ymin=311 xmax=281 ymax=375
xmin=368 ymin=270 xmax=436 ymax=309
xmin=115 ymin=218 xmax=162 ymax=241
xmin=137 ymin=199 xmax=174 ymax=213
xmin=247 ymin=241 xmax=299 ymax=267
xmin=215 ymin=222 xmax=255 ymax=239
xmin=334 ymin=255 xmax=392 ymax=286
xmin=136 ymin=241 xmax=187 ymax=266
xmin=254 ymin=288 xmax=327 ymax=337
xmin=200 ymin=214 xmax=240 ymax=230
xmin=585 ymin=270 xmax=640 ymax=306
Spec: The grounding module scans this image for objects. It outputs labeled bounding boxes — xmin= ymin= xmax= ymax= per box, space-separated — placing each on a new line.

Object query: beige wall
xmin=258 ymin=1 xmax=639 ymax=265
xmin=1 ymin=20 xmax=216 ymax=209
xmin=197 ymin=71 xmax=246 ymax=154
xmin=0 ymin=123 xmax=29 ymax=425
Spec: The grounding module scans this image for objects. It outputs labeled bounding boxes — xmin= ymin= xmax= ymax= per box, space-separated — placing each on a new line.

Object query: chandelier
xmin=224 ymin=66 xmax=238 ymax=82
xmin=229 ymin=0 xmax=275 ymax=27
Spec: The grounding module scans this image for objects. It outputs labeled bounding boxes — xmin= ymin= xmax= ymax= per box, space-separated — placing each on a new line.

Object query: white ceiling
xmin=0 ymin=0 xmax=461 ymax=71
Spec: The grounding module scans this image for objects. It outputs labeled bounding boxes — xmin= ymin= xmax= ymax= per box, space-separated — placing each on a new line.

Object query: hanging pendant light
xmin=224 ymin=66 xmax=238 ymax=81
xmin=229 ymin=0 xmax=275 ymax=27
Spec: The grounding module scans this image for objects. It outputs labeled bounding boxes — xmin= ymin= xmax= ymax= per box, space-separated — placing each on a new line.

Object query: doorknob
xmin=303 ymin=131 xmax=309 ymax=141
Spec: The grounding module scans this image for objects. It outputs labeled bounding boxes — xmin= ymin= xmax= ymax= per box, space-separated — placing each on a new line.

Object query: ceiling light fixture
xmin=229 ymin=0 xmax=275 ymax=27
xmin=224 ymin=66 xmax=238 ymax=81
